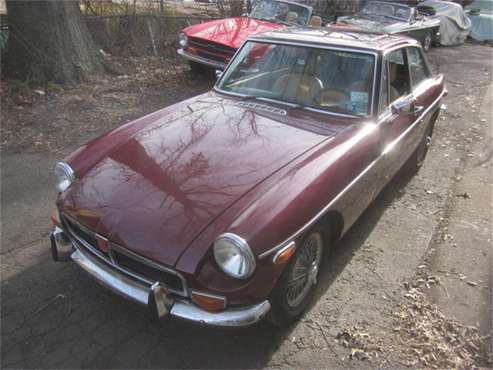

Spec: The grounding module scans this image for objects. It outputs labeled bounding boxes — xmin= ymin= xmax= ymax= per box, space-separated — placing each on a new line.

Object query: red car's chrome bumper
xmin=52 ymin=228 xmax=271 ymax=327
xmin=177 ymin=48 xmax=226 ymax=70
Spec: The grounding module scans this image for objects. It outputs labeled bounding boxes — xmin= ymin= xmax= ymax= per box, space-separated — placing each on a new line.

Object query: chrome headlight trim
xmin=54 ymin=161 xmax=75 ymax=193
xmin=178 ymin=32 xmax=189 ymax=48
xmin=213 ymin=233 xmax=256 ymax=279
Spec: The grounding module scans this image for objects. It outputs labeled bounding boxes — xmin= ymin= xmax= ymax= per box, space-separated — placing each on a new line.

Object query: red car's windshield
xmin=217 ymin=41 xmax=375 ymax=116
xmin=250 ymin=0 xmax=311 ymax=25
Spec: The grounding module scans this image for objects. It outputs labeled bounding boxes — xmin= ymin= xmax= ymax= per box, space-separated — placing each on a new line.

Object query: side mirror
xmin=215 ymin=70 xmax=223 ymax=80
xmin=391 ymin=95 xmax=414 ymax=114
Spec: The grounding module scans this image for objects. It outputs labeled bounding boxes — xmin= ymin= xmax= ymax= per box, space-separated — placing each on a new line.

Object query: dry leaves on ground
xmin=394 ymin=273 xmax=491 ymax=368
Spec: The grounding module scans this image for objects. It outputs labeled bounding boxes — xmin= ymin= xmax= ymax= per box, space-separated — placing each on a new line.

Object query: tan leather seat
xmin=286 ymin=11 xmax=298 ymax=23
xmin=309 ymin=16 xmax=322 ymax=27
xmin=273 ymin=55 xmax=323 ymax=104
xmin=388 ymin=63 xmax=400 ymax=102
xmin=273 ymin=73 xmax=323 ymax=104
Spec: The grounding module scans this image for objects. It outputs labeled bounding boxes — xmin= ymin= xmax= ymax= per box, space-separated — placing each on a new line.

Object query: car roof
xmin=248 ymin=27 xmax=420 ymax=52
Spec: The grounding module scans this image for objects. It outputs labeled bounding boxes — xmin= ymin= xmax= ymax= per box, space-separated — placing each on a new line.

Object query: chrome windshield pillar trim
xmin=70 ymin=245 xmax=271 ymax=327
xmin=177 ymin=49 xmax=226 ymax=70
xmin=171 ymin=300 xmax=271 ymax=327
xmin=259 ymin=89 xmax=446 ymax=260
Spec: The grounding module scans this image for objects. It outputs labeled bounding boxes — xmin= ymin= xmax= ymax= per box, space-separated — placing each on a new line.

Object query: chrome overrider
xmin=52 ymin=226 xmax=271 ymax=327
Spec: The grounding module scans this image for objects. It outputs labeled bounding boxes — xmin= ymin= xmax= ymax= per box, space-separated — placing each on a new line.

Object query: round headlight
xmin=54 ymin=162 xmax=75 ymax=193
xmin=178 ymin=33 xmax=188 ymax=48
xmin=213 ymin=233 xmax=256 ymax=279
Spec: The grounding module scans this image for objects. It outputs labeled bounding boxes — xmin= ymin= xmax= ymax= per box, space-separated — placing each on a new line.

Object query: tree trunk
xmin=229 ymin=0 xmax=244 ymax=17
xmin=6 ymin=0 xmax=103 ymax=85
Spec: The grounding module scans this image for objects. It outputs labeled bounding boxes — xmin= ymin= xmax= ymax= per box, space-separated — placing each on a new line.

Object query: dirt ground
xmin=1 ymin=43 xmax=492 ymax=369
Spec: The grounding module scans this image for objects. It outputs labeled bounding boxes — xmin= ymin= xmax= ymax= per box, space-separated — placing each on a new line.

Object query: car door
xmin=377 ymin=47 xmax=417 ymax=185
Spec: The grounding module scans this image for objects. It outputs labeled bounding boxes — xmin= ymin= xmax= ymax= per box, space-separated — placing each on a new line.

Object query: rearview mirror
xmin=215 ymin=70 xmax=223 ymax=80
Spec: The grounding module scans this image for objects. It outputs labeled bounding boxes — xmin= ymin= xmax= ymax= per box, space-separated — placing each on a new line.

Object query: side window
xmin=407 ymin=47 xmax=430 ymax=88
xmin=386 ymin=49 xmax=410 ymax=103
xmin=379 ymin=59 xmax=389 ymax=114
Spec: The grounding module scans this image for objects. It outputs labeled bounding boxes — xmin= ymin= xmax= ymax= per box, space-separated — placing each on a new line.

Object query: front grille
xmin=197 ymin=51 xmax=227 ymax=63
xmin=63 ymin=216 xmax=101 ymax=255
xmin=61 ymin=214 xmax=187 ymax=296
xmin=189 ymin=38 xmax=235 ymax=55
xmin=113 ymin=250 xmax=184 ymax=293
xmin=188 ymin=37 xmax=235 ymax=64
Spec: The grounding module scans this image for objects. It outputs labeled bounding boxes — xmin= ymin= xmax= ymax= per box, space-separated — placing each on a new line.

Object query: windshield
xmin=250 ymin=0 xmax=311 ymax=25
xmin=362 ymin=2 xmax=411 ymax=20
xmin=217 ymin=42 xmax=375 ymax=116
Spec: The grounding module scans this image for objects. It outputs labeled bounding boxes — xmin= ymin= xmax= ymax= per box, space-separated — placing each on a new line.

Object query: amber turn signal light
xmin=273 ymin=241 xmax=296 ymax=265
xmin=50 ymin=209 xmax=61 ymax=227
xmin=191 ymin=291 xmax=226 ymax=313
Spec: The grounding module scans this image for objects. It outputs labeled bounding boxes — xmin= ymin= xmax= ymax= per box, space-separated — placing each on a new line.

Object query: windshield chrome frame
xmin=362 ymin=1 xmax=412 ymax=22
xmin=214 ymin=38 xmax=379 ymax=119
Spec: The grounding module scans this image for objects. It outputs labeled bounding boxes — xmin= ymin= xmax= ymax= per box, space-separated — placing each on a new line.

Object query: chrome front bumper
xmin=54 ymin=229 xmax=270 ymax=327
xmin=177 ymin=48 xmax=226 ymax=70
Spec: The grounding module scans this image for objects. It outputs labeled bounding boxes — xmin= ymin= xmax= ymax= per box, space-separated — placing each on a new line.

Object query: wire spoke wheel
xmin=285 ymin=232 xmax=323 ymax=308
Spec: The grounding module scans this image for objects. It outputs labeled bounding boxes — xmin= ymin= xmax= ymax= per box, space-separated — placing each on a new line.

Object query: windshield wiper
xmin=239 ymin=94 xmax=302 ymax=108
xmin=239 ymin=94 xmax=267 ymax=101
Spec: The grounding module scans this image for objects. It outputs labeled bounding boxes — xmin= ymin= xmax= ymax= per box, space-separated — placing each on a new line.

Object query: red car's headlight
xmin=178 ymin=32 xmax=188 ymax=48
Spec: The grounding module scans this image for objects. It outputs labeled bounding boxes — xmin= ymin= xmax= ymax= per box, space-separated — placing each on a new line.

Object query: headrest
xmin=309 ymin=16 xmax=322 ymax=27
xmin=286 ymin=11 xmax=298 ymax=23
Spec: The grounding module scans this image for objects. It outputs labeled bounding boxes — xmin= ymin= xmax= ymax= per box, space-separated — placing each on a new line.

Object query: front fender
xmin=176 ymin=122 xmax=381 ymax=305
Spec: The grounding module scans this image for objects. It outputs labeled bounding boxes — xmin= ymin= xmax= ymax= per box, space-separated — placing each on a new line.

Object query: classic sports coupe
xmin=177 ymin=0 xmax=321 ymax=71
xmin=336 ymin=1 xmax=441 ymax=51
xmin=51 ymin=28 xmax=446 ymax=327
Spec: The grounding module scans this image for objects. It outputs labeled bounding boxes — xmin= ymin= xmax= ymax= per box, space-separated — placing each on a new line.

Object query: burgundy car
xmin=51 ymin=28 xmax=446 ymax=327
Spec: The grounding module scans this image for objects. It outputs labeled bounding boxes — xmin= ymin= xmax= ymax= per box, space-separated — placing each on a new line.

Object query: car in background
xmin=465 ymin=0 xmax=493 ymax=41
xmin=177 ymin=0 xmax=321 ymax=71
xmin=335 ymin=1 xmax=441 ymax=51
xmin=51 ymin=27 xmax=446 ymax=327
xmin=418 ymin=0 xmax=472 ymax=45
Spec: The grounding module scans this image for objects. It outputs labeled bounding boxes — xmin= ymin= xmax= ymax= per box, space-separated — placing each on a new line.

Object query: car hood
xmin=183 ymin=17 xmax=285 ymax=49
xmin=59 ymin=93 xmax=331 ymax=267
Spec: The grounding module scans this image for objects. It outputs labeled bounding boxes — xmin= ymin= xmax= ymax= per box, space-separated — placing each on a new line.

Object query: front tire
xmin=405 ymin=111 xmax=438 ymax=173
xmin=269 ymin=228 xmax=326 ymax=327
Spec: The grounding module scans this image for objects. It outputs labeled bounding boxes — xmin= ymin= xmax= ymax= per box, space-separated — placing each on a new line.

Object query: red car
xmin=51 ymin=28 xmax=446 ymax=327
xmin=177 ymin=0 xmax=317 ymax=71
